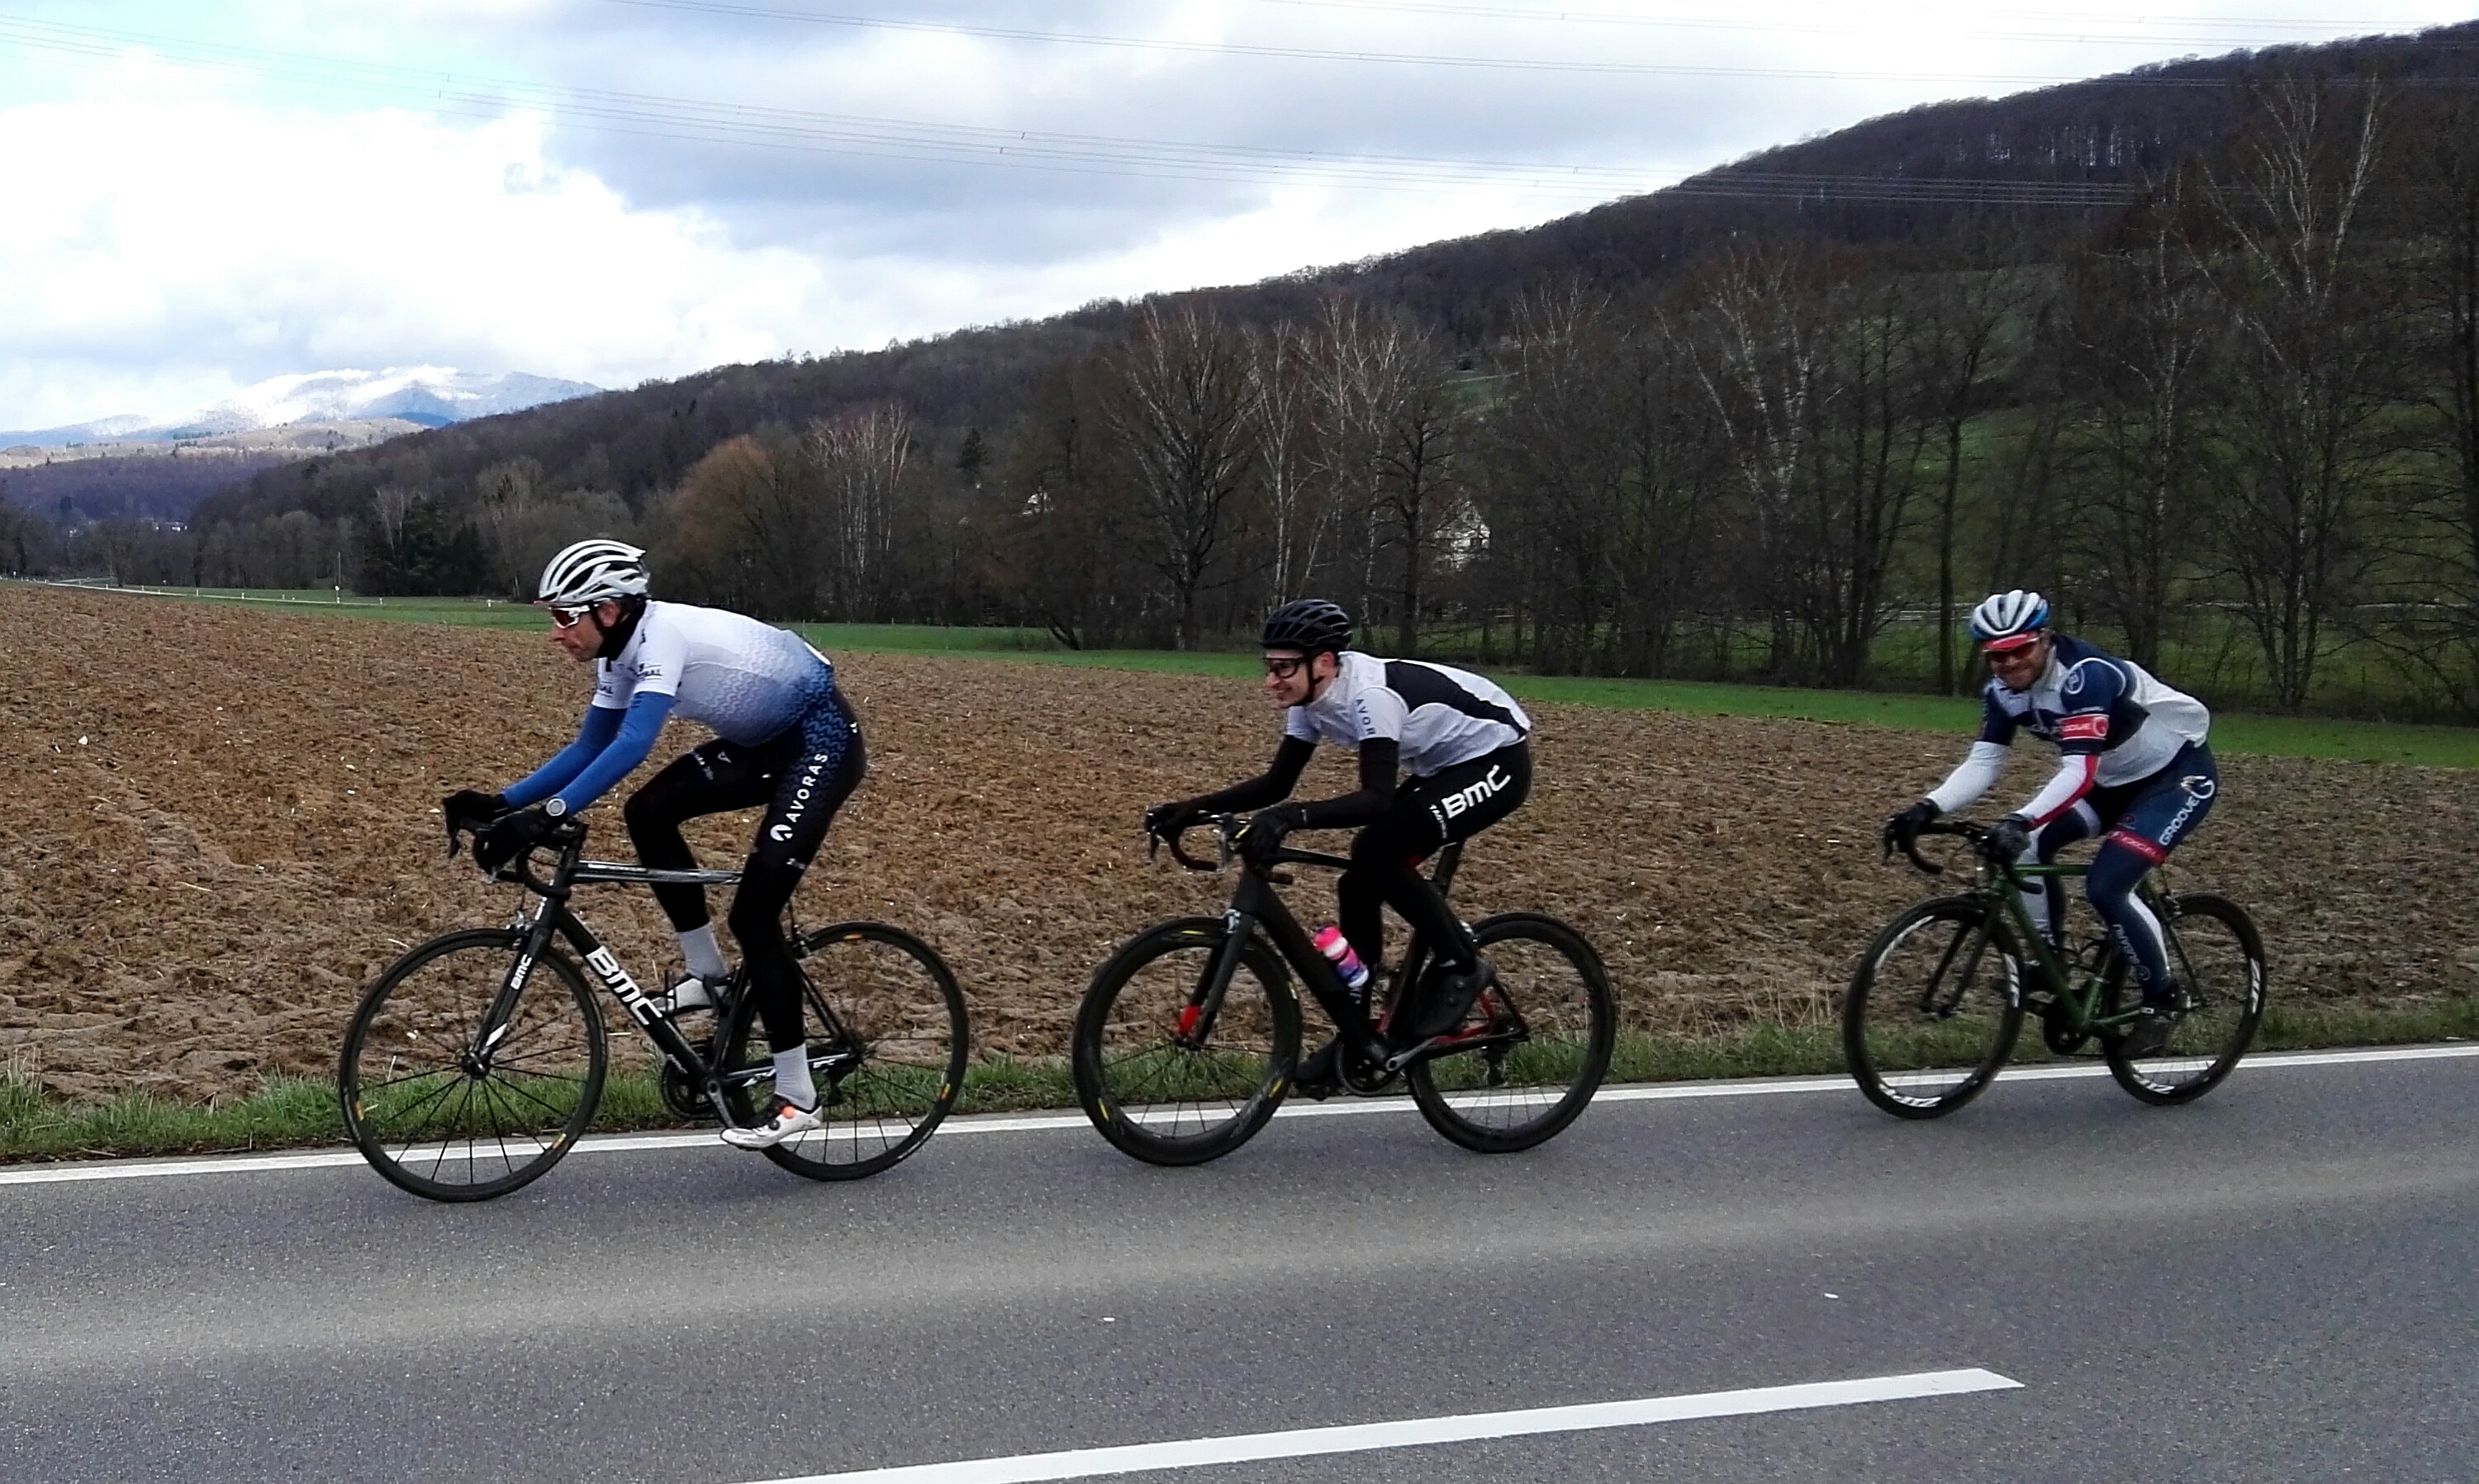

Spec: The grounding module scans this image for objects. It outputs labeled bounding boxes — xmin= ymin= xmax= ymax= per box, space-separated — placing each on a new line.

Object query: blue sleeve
xmin=502 ymin=705 xmax=623 ymax=808
xmin=544 ymin=691 xmax=674 ymax=814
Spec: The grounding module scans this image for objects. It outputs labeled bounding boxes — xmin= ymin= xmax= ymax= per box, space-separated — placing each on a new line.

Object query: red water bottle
xmin=1313 ymin=925 xmax=1370 ymax=1002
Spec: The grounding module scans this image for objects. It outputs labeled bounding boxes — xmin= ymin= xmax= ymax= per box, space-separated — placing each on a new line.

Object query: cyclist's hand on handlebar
xmin=1144 ymin=799 xmax=1200 ymax=842
xmin=1986 ymin=813 xmax=2032 ymax=862
xmin=1881 ymin=798 xmax=1940 ymax=859
xmin=473 ymin=805 xmax=557 ymax=875
xmin=441 ymin=789 xmax=509 ymax=851
xmin=1237 ymin=804 xmax=1306 ymax=870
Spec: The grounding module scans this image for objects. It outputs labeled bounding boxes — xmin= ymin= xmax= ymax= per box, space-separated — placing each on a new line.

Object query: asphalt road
xmin=2 ymin=1048 xmax=2475 ymax=1483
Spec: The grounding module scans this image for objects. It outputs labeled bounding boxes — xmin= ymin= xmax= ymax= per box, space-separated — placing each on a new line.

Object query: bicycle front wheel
xmin=2103 ymin=893 xmax=2267 ymax=1106
xmin=1407 ymin=913 xmax=1617 ymax=1153
xmin=1843 ymin=897 xmax=2025 ymax=1119
xmin=1071 ymin=917 xmax=1301 ymax=1167
xmin=339 ymin=929 xmax=606 ymax=1202
xmin=722 ymin=922 xmax=970 ymax=1181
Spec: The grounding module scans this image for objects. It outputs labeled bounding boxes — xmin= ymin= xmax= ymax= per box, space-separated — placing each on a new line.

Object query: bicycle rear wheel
xmin=721 ymin=922 xmax=969 ymax=1181
xmin=1407 ymin=913 xmax=1616 ymax=1153
xmin=339 ymin=929 xmax=606 ymax=1202
xmin=1071 ymin=917 xmax=1301 ymax=1166
xmin=1843 ymin=897 xmax=2025 ymax=1119
xmin=2103 ymin=893 xmax=2267 ymax=1106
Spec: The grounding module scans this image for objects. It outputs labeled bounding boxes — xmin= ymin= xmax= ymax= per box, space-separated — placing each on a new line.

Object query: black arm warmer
xmin=1293 ymin=738 xmax=1400 ymax=831
xmin=1190 ymin=735 xmax=1317 ymax=814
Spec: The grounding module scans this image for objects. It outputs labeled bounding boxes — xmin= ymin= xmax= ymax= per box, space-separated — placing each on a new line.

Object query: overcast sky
xmin=0 ymin=0 xmax=2466 ymax=429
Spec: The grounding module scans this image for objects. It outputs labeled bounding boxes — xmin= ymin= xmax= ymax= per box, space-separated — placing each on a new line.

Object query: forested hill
xmin=195 ymin=20 xmax=2474 ymax=535
xmin=50 ymin=19 xmax=2479 ymax=721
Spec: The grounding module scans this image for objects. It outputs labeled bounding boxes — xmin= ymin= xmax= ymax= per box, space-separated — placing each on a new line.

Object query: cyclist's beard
xmin=596 ymin=597 xmax=646 ymax=661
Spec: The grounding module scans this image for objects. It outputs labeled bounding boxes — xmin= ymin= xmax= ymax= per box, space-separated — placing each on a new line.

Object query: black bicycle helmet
xmin=1261 ymin=598 xmax=1351 ymax=656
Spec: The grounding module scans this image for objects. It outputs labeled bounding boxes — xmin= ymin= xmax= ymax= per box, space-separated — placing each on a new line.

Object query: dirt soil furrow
xmin=1 ymin=585 xmax=2470 ymax=1102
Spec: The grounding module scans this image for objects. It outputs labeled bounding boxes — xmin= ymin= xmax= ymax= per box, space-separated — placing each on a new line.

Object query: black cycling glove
xmin=1239 ymin=804 xmax=1308 ymax=870
xmin=1987 ymin=813 xmax=2033 ymax=862
xmin=442 ymin=789 xmax=510 ymax=850
xmin=473 ymin=806 xmax=558 ymax=875
xmin=1882 ymin=798 xmax=1940 ymax=856
xmin=1144 ymin=799 xmax=1201 ymax=842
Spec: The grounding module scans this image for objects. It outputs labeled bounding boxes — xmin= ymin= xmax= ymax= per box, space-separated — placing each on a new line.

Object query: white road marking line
xmin=3 ymin=1042 xmax=2474 ymax=1188
xmin=743 ymin=1368 xmax=2021 ymax=1484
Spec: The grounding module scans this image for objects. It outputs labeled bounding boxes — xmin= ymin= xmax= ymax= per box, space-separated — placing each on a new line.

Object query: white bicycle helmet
xmin=537 ymin=538 xmax=648 ymax=607
xmin=1968 ymin=589 xmax=2049 ymax=649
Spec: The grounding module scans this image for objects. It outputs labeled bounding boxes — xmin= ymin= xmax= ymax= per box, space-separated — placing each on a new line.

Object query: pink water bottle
xmin=1313 ymin=926 xmax=1371 ymax=1002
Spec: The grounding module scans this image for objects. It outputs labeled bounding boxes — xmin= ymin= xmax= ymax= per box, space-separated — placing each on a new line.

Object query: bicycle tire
xmin=1071 ymin=917 xmax=1301 ymax=1167
xmin=720 ymin=922 xmax=970 ymax=1181
xmin=1406 ymin=913 xmax=1617 ymax=1153
xmin=2102 ymin=893 xmax=2267 ymax=1106
xmin=339 ymin=928 xmax=606 ymax=1202
xmin=1843 ymin=896 xmax=2025 ymax=1120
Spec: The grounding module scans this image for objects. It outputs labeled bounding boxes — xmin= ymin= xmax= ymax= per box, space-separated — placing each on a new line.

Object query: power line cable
xmin=0 ymin=15 xmax=2156 ymax=201
xmin=590 ymin=0 xmax=2445 ymax=83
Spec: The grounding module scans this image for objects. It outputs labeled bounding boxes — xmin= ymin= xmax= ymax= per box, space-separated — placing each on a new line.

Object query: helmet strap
xmin=596 ymin=595 xmax=648 ymax=661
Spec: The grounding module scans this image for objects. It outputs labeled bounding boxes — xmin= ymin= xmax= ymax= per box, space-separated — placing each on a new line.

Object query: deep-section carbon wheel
xmin=1406 ymin=913 xmax=1617 ymax=1153
xmin=339 ymin=929 xmax=606 ymax=1202
xmin=1843 ymin=897 xmax=2025 ymax=1120
xmin=2103 ymin=893 xmax=2267 ymax=1106
xmin=722 ymin=922 xmax=969 ymax=1181
xmin=1071 ymin=917 xmax=1301 ymax=1167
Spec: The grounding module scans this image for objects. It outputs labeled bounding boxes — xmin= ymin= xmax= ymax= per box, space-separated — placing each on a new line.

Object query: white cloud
xmin=1 ymin=0 xmax=2472 ymax=427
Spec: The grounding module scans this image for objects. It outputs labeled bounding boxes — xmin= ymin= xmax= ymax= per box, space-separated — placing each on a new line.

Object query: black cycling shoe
xmin=2119 ymin=994 xmax=2183 ymax=1058
xmin=1291 ymin=1037 xmax=1344 ymax=1101
xmin=1403 ymin=961 xmax=1498 ymax=1044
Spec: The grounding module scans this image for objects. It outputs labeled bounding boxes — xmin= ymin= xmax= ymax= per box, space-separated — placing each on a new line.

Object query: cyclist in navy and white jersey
xmin=1883 ymin=589 xmax=2218 ymax=1056
xmin=1146 ymin=600 xmax=1533 ymax=1097
xmin=443 ymin=538 xmax=864 ymax=1149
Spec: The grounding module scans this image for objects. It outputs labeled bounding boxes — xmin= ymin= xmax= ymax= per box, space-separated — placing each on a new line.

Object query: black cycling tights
xmin=622 ymin=715 xmax=866 ymax=1054
xmin=1336 ymin=742 xmax=1532 ymax=980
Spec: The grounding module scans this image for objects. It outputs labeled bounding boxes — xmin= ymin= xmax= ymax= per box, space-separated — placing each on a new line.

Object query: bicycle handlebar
xmin=1888 ymin=818 xmax=1999 ymax=877
xmin=446 ymin=813 xmax=587 ymax=898
xmin=1146 ymin=813 xmax=1351 ymax=879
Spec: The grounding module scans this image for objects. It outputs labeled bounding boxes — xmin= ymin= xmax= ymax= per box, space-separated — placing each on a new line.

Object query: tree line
xmin=14 ymin=59 xmax=2479 ymax=718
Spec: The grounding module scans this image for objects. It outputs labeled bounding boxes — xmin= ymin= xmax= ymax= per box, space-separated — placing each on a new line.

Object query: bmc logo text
xmin=1439 ymin=765 xmax=1511 ymax=820
xmin=585 ymin=946 xmax=661 ymax=1025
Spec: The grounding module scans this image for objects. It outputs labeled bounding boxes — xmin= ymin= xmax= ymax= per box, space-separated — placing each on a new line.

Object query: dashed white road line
xmin=2 ymin=1042 xmax=2472 ymax=1189
xmin=741 ymin=1368 xmax=2021 ymax=1483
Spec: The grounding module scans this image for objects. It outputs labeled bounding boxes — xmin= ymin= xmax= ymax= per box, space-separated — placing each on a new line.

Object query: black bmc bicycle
xmin=339 ymin=818 xmax=968 ymax=1202
xmin=1847 ymin=818 xmax=2267 ymax=1117
xmin=1070 ymin=815 xmax=1616 ymax=1164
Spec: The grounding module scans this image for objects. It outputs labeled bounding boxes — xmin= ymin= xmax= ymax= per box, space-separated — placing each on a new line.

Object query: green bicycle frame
xmin=1978 ymin=856 xmax=2176 ymax=1037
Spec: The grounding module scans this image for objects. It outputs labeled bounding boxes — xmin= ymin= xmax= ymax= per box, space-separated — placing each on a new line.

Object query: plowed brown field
xmin=2 ymin=585 xmax=2470 ymax=1102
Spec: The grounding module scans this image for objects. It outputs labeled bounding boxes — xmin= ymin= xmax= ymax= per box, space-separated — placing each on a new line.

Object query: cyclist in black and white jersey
xmin=1883 ymin=589 xmax=2217 ymax=1057
xmin=1147 ymin=600 xmax=1533 ymax=1097
xmin=443 ymin=538 xmax=865 ymax=1149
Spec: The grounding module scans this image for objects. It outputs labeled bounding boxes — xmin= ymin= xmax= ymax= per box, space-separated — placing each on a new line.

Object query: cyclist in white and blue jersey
xmin=1883 ymin=590 xmax=2218 ymax=1056
xmin=1147 ymin=600 xmax=1534 ymax=1097
xmin=444 ymin=538 xmax=863 ymax=1149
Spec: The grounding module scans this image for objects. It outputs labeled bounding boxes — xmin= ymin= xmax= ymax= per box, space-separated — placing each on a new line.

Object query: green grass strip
xmin=6 ymin=1000 xmax=2474 ymax=1163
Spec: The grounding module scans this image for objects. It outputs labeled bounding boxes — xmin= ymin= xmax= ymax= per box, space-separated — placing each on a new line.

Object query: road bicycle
xmin=1070 ymin=814 xmax=1615 ymax=1164
xmin=1846 ymin=818 xmax=2267 ymax=1117
xmin=339 ymin=818 xmax=968 ymax=1202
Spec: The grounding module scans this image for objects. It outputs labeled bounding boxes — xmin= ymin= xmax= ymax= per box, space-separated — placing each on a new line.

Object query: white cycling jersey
xmin=1284 ymin=651 xmax=1532 ymax=777
xmin=591 ymin=600 xmax=838 ymax=745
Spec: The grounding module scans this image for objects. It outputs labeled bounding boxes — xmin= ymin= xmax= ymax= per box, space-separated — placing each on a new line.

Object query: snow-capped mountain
xmin=2 ymin=368 xmax=601 ymax=446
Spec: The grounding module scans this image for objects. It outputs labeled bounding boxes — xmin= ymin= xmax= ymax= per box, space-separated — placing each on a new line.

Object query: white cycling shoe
xmin=721 ymin=1097 xmax=823 ymax=1150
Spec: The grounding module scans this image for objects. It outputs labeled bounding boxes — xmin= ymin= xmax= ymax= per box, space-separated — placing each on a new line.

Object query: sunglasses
xmin=1263 ymin=655 xmax=1308 ymax=679
xmin=549 ymin=604 xmax=596 ymax=629
xmin=1983 ymin=638 xmax=2040 ymax=661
